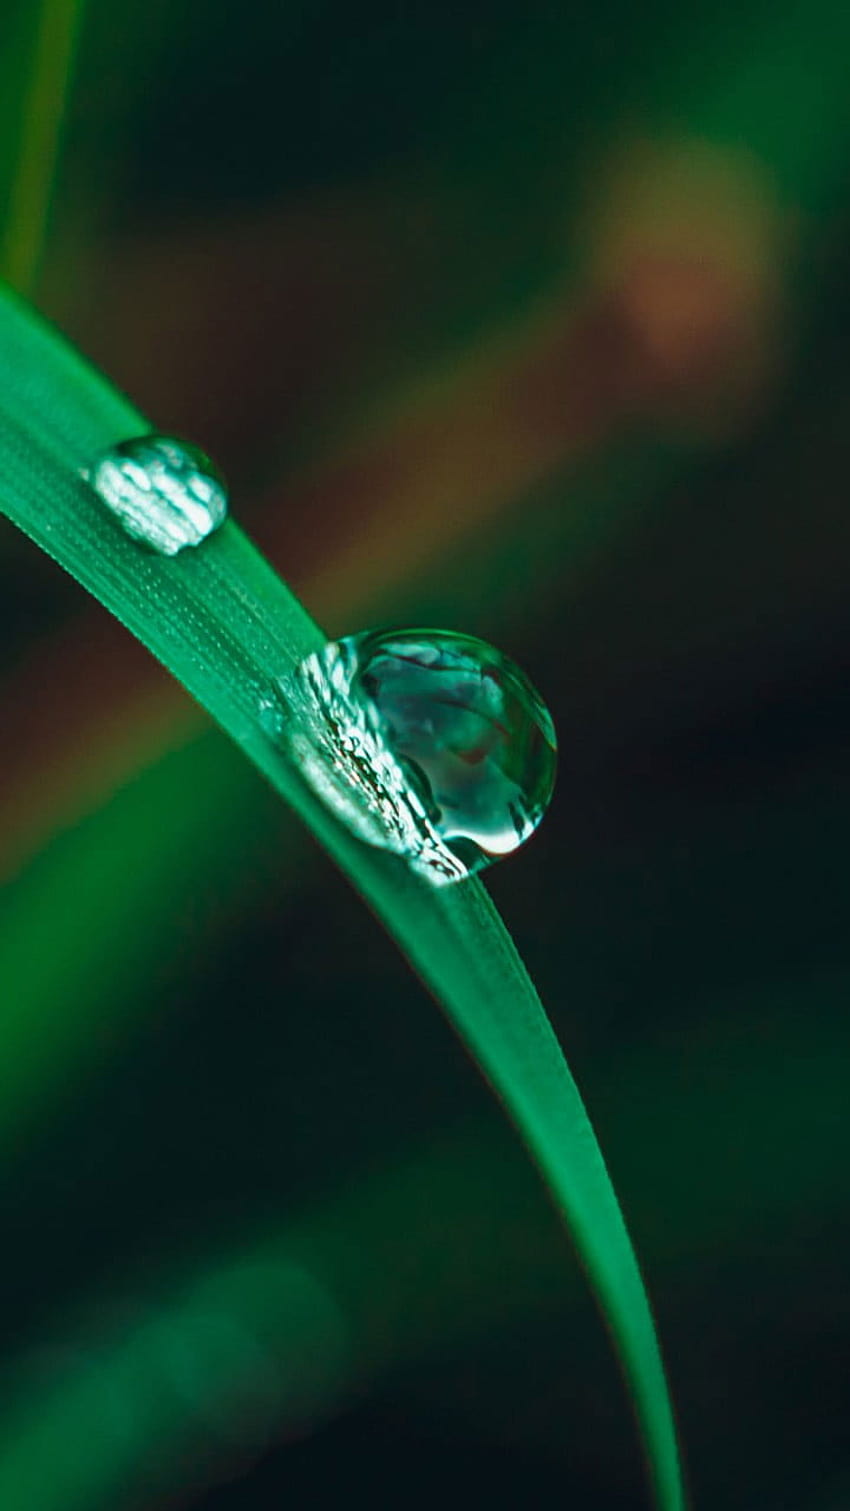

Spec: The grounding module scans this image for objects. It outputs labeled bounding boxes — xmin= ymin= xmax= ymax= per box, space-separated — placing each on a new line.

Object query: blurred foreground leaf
xmin=0 ymin=0 xmax=85 ymax=293
xmin=0 ymin=285 xmax=684 ymax=1510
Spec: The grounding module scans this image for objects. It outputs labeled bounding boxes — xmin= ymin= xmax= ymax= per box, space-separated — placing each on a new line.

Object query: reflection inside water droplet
xmin=85 ymin=434 xmax=228 ymax=555
xmin=289 ymin=628 xmax=557 ymax=883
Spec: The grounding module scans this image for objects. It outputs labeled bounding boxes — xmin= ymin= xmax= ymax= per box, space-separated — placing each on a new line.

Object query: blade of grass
xmin=0 ymin=278 xmax=674 ymax=877
xmin=9 ymin=0 xmax=850 ymax=876
xmin=3 ymin=965 xmax=849 ymax=1511
xmin=0 ymin=283 xmax=685 ymax=1510
xmin=0 ymin=0 xmax=86 ymax=294
xmin=3 ymin=956 xmax=846 ymax=1511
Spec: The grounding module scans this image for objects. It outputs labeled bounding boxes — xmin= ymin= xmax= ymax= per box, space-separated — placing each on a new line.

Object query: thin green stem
xmin=1 ymin=0 xmax=86 ymax=294
xmin=0 ymin=285 xmax=686 ymax=1511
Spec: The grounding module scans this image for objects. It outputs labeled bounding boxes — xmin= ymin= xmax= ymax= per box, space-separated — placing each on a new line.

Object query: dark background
xmin=2 ymin=0 xmax=850 ymax=1506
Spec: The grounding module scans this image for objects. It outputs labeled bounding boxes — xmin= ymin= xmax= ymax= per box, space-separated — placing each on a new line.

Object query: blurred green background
xmin=2 ymin=0 xmax=850 ymax=1506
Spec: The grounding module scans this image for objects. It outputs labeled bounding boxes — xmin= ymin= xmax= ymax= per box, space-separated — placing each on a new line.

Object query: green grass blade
xmin=0 ymin=284 xmax=685 ymax=1511
xmin=0 ymin=0 xmax=86 ymax=293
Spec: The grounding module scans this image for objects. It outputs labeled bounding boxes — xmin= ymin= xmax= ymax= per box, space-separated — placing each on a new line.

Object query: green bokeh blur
xmin=3 ymin=0 xmax=850 ymax=1506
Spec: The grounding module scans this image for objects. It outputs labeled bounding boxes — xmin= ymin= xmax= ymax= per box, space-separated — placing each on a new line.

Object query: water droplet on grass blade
xmin=291 ymin=628 xmax=557 ymax=883
xmin=85 ymin=435 xmax=227 ymax=554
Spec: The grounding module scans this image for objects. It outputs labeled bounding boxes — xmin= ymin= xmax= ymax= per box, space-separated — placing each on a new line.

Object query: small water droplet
xmin=290 ymin=628 xmax=557 ymax=883
xmin=85 ymin=434 xmax=228 ymax=555
xmin=257 ymin=689 xmax=289 ymax=740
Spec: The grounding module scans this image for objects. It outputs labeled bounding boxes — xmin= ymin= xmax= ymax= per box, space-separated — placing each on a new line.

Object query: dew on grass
xmin=85 ymin=435 xmax=227 ymax=555
xmin=289 ymin=628 xmax=557 ymax=884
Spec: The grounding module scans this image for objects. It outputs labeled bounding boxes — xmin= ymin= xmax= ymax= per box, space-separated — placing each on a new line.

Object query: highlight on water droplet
xmin=84 ymin=434 xmax=228 ymax=555
xmin=289 ymin=628 xmax=557 ymax=884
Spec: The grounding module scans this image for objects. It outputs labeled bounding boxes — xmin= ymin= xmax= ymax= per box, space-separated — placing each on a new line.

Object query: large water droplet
xmin=291 ymin=628 xmax=557 ymax=883
xmin=85 ymin=435 xmax=228 ymax=555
